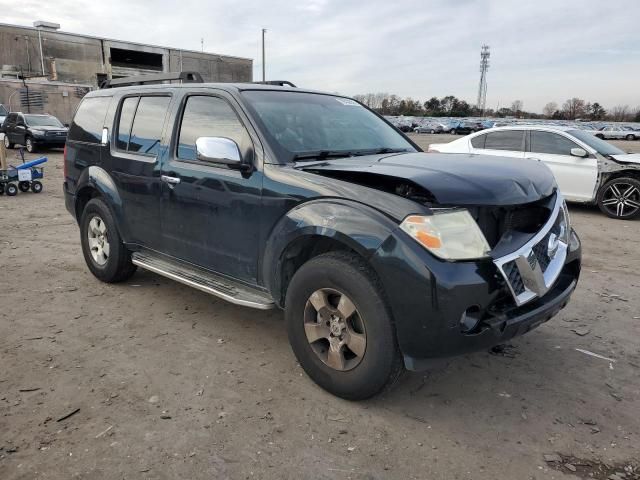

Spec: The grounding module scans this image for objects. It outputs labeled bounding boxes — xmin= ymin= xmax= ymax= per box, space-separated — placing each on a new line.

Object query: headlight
xmin=31 ymin=129 xmax=45 ymax=136
xmin=400 ymin=209 xmax=490 ymax=260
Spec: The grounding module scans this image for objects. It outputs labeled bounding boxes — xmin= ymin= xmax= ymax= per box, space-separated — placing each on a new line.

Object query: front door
xmin=160 ymin=93 xmax=262 ymax=283
xmin=526 ymin=130 xmax=598 ymax=202
xmin=107 ymin=94 xmax=172 ymax=250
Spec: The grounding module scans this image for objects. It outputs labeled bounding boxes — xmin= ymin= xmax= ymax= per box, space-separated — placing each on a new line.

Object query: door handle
xmin=161 ymin=175 xmax=181 ymax=185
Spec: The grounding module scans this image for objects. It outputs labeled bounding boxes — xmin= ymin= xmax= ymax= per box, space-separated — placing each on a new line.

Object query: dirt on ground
xmin=1 ymin=138 xmax=639 ymax=480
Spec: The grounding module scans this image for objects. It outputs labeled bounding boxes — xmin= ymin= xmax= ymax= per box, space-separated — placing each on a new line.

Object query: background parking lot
xmin=1 ymin=144 xmax=639 ymax=479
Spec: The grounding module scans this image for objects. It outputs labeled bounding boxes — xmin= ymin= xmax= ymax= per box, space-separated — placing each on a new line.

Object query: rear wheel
xmin=0 ymin=184 xmax=4 ymax=195
xmin=626 ymin=134 xmax=636 ymax=141
xmin=450 ymin=129 xmax=456 ymax=134
xmin=80 ymin=198 xmax=137 ymax=282
xmin=6 ymin=183 xmax=18 ymax=196
xmin=18 ymin=181 xmax=30 ymax=192
xmin=597 ymin=177 xmax=640 ymax=219
xmin=285 ymin=251 xmax=403 ymax=400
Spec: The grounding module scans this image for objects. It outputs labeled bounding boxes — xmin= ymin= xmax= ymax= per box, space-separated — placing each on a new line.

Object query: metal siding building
xmin=0 ymin=22 xmax=253 ymax=123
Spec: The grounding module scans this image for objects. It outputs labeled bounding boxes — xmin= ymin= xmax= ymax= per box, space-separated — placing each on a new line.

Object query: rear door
xmin=469 ymin=130 xmax=525 ymax=159
xmin=160 ymin=91 xmax=263 ymax=283
xmin=106 ymin=93 xmax=172 ymax=250
xmin=525 ymin=130 xmax=598 ymax=201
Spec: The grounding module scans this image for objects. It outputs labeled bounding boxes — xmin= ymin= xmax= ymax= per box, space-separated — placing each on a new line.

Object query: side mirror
xmin=195 ymin=137 xmax=243 ymax=168
xmin=570 ymin=148 xmax=588 ymax=158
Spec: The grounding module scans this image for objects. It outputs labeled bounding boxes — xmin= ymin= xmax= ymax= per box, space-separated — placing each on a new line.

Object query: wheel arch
xmin=261 ymin=200 xmax=399 ymax=307
xmin=74 ymin=166 xmax=129 ymax=241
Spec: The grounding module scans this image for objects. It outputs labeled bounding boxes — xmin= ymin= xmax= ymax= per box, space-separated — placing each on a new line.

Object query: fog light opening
xmin=460 ymin=306 xmax=482 ymax=334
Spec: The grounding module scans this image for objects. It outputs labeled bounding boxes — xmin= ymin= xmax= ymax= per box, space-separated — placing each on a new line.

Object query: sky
xmin=2 ymin=0 xmax=640 ymax=112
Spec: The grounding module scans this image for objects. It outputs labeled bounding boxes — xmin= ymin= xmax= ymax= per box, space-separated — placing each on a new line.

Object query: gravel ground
xmin=1 ymin=142 xmax=639 ymax=480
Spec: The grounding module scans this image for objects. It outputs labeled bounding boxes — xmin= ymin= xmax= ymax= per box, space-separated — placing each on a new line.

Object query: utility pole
xmin=261 ymin=28 xmax=267 ymax=82
xmin=476 ymin=45 xmax=490 ymax=116
xmin=201 ymin=38 xmax=204 ymax=52
xmin=37 ymin=28 xmax=45 ymax=76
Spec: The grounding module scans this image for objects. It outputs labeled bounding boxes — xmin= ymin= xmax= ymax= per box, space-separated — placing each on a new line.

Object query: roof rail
xmin=100 ymin=71 xmax=204 ymax=89
xmin=252 ymin=80 xmax=297 ymax=87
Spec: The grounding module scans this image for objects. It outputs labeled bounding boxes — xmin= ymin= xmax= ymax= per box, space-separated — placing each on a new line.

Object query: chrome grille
xmin=494 ymin=194 xmax=570 ymax=306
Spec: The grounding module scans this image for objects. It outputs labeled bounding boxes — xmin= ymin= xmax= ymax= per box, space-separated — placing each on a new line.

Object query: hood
xmin=611 ymin=153 xmax=640 ymax=165
xmin=29 ymin=125 xmax=67 ymax=132
xmin=300 ymin=152 xmax=556 ymax=206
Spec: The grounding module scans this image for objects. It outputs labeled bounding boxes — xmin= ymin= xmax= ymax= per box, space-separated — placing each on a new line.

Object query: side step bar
xmin=131 ymin=251 xmax=275 ymax=310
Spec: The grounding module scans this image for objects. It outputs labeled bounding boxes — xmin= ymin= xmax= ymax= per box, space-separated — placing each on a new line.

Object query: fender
xmin=261 ymin=199 xmax=400 ymax=304
xmin=74 ymin=165 xmax=130 ymax=241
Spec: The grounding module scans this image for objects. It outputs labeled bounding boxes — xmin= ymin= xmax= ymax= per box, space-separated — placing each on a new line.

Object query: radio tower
xmin=476 ymin=45 xmax=490 ymax=116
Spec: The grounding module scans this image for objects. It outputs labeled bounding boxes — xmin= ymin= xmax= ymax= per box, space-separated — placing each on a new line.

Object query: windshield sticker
xmin=335 ymin=98 xmax=359 ymax=106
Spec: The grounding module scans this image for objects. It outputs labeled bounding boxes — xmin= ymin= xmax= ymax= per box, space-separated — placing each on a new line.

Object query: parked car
xmin=429 ymin=126 xmax=640 ymax=219
xmin=2 ymin=112 xmax=68 ymax=152
xmin=413 ymin=122 xmax=446 ymax=134
xmin=590 ymin=125 xmax=638 ymax=141
xmin=450 ymin=121 xmax=484 ymax=135
xmin=64 ymin=76 xmax=581 ymax=399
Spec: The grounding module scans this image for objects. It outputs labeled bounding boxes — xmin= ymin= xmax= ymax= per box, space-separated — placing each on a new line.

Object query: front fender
xmin=262 ymin=199 xmax=399 ymax=303
xmin=75 ymin=166 xmax=129 ymax=241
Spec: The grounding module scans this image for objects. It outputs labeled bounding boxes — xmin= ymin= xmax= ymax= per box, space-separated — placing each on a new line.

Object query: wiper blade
xmin=292 ymin=150 xmax=360 ymax=161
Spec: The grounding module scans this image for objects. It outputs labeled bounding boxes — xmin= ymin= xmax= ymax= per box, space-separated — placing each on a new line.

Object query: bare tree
xmin=543 ymin=102 xmax=558 ymax=118
xmin=610 ymin=105 xmax=631 ymax=122
xmin=562 ymin=98 xmax=587 ymax=119
xmin=511 ymin=100 xmax=523 ymax=118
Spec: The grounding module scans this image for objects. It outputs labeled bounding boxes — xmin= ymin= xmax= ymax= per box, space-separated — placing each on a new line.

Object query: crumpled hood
xmin=300 ymin=152 xmax=556 ymax=206
xmin=611 ymin=153 xmax=640 ymax=164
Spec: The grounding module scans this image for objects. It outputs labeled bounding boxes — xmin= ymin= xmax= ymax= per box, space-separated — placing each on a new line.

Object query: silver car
xmin=591 ymin=126 xmax=639 ymax=141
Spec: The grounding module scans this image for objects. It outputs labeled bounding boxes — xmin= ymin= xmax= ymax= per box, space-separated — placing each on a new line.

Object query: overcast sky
xmin=3 ymin=0 xmax=640 ymax=112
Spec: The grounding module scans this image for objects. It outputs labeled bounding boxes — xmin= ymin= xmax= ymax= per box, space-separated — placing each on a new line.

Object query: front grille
xmin=504 ymin=205 xmax=550 ymax=233
xmin=503 ymin=260 xmax=525 ymax=295
xmin=532 ymin=236 xmax=551 ymax=272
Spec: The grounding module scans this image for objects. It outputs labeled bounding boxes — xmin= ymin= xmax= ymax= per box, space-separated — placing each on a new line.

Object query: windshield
xmin=568 ymin=129 xmax=626 ymax=156
xmin=241 ymin=91 xmax=415 ymax=161
xmin=25 ymin=115 xmax=64 ymax=127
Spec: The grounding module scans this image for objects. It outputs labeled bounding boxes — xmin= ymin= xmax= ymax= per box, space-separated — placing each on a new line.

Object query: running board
xmin=131 ymin=251 xmax=275 ymax=310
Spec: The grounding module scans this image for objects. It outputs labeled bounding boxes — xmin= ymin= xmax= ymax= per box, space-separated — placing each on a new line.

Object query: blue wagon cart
xmin=0 ymin=152 xmax=47 ymax=196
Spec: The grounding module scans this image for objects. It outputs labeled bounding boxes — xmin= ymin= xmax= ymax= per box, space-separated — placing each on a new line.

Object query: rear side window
xmin=530 ymin=131 xmax=579 ymax=156
xmin=116 ymin=95 xmax=170 ymax=155
xmin=69 ymin=97 xmax=111 ymax=143
xmin=484 ymin=131 xmax=524 ymax=151
xmin=471 ymin=134 xmax=486 ymax=149
xmin=177 ymin=95 xmax=251 ymax=161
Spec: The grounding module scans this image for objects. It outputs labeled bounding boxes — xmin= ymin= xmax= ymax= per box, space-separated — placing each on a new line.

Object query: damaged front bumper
xmin=370 ymin=198 xmax=582 ymax=371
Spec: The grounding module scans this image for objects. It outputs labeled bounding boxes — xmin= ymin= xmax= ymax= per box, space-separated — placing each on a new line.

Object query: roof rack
xmin=100 ymin=71 xmax=204 ymax=89
xmin=252 ymin=80 xmax=297 ymax=87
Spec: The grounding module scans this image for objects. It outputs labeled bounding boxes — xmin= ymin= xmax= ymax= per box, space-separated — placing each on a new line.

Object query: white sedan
xmin=429 ymin=126 xmax=640 ymax=219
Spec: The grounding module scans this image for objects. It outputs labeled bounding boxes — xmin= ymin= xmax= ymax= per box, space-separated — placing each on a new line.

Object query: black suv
xmin=63 ymin=74 xmax=581 ymax=399
xmin=3 ymin=112 xmax=68 ymax=152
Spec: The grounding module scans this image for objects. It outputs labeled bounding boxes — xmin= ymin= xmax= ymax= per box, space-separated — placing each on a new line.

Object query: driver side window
xmin=530 ymin=131 xmax=580 ymax=156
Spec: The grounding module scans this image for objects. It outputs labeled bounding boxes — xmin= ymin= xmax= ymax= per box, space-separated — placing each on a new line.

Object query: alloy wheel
xmin=600 ymin=182 xmax=640 ymax=218
xmin=26 ymin=138 xmax=33 ymax=153
xmin=87 ymin=216 xmax=110 ymax=265
xmin=4 ymin=136 xmax=9 ymax=148
xmin=303 ymin=288 xmax=367 ymax=371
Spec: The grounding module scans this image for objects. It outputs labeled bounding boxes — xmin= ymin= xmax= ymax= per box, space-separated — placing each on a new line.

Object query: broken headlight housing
xmin=400 ymin=209 xmax=491 ymax=260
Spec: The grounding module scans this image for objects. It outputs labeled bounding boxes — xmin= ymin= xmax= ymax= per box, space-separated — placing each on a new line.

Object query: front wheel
xmin=19 ymin=181 xmax=30 ymax=192
xmin=597 ymin=177 xmax=640 ymax=219
xmin=450 ymin=129 xmax=456 ymax=134
xmin=31 ymin=180 xmax=43 ymax=193
xmin=80 ymin=198 xmax=137 ymax=282
xmin=626 ymin=134 xmax=636 ymax=141
xmin=25 ymin=137 xmax=36 ymax=153
xmin=4 ymin=135 xmax=14 ymax=149
xmin=285 ymin=252 xmax=403 ymax=400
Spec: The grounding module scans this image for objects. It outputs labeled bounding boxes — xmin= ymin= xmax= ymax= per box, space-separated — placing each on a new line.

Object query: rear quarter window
xmin=68 ymin=96 xmax=112 ymax=143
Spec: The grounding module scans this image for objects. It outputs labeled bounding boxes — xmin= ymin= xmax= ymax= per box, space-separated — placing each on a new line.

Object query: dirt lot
xmin=1 ymin=139 xmax=639 ymax=480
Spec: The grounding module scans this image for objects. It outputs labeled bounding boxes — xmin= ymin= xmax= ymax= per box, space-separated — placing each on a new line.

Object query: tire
xmin=25 ymin=137 xmax=36 ymax=153
xmin=430 ymin=129 xmax=436 ymax=134
xmin=4 ymin=135 xmax=14 ymax=149
xmin=80 ymin=198 xmax=137 ymax=282
xmin=626 ymin=134 xmax=636 ymax=141
xmin=450 ymin=129 xmax=456 ymax=135
xmin=6 ymin=183 xmax=18 ymax=196
xmin=596 ymin=177 xmax=640 ymax=220
xmin=18 ymin=181 xmax=31 ymax=192
xmin=31 ymin=181 xmax=43 ymax=193
xmin=0 ymin=184 xmax=4 ymax=195
xmin=285 ymin=251 xmax=403 ymax=400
